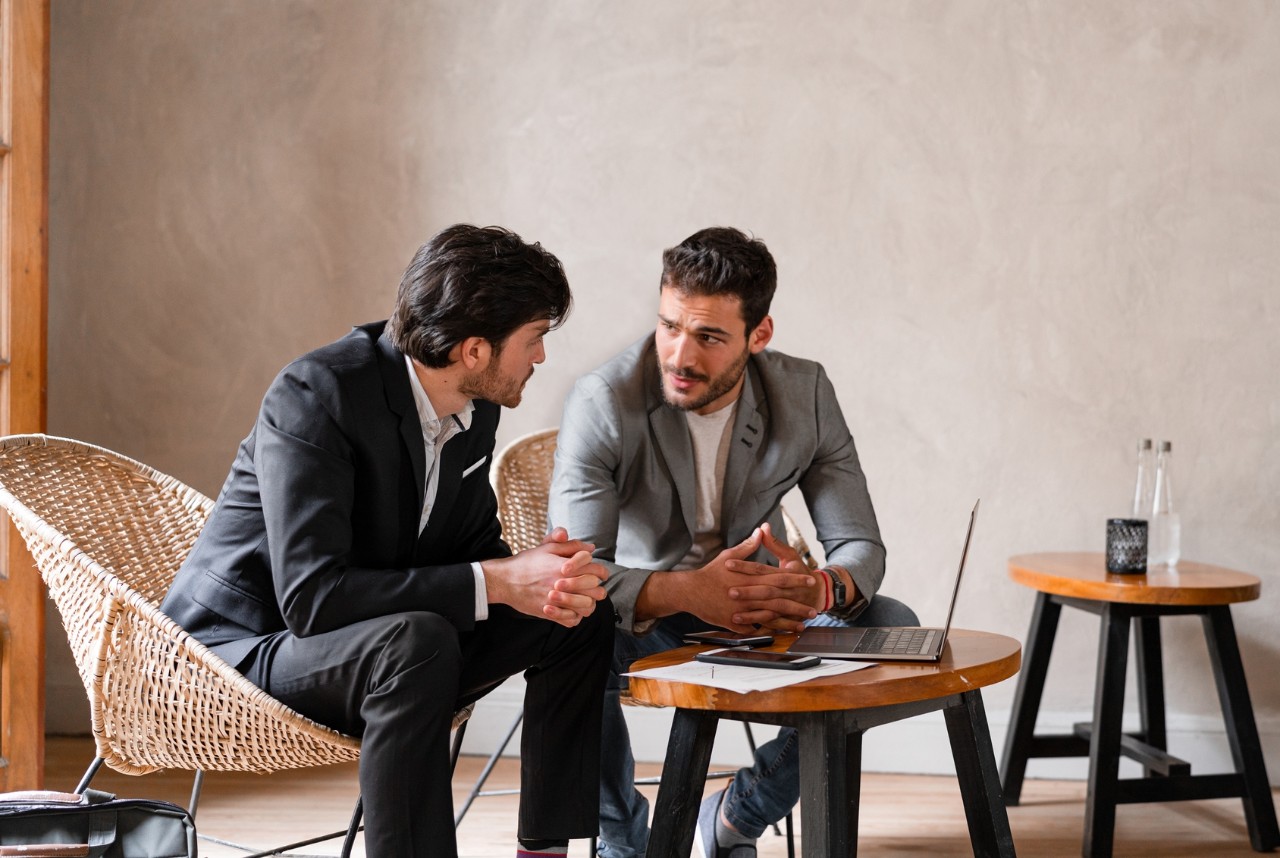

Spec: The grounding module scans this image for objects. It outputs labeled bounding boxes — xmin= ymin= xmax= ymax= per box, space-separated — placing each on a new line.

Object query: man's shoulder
xmin=273 ymin=323 xmax=386 ymax=386
xmin=751 ymin=347 xmax=828 ymax=388
xmin=587 ymin=335 xmax=652 ymax=385
xmin=570 ymin=336 xmax=654 ymax=404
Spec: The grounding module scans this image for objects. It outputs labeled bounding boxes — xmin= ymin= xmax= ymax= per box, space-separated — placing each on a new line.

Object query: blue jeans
xmin=597 ymin=595 xmax=919 ymax=857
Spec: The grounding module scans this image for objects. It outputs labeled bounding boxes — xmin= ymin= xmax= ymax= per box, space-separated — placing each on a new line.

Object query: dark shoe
xmin=695 ymin=789 xmax=757 ymax=858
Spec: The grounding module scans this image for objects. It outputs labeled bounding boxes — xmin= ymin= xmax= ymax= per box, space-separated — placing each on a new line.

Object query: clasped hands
xmin=698 ymin=522 xmax=825 ymax=634
xmin=481 ymin=527 xmax=608 ymax=628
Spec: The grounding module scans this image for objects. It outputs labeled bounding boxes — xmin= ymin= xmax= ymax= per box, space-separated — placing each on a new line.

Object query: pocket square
xmin=461 ymin=455 xmax=488 ymax=478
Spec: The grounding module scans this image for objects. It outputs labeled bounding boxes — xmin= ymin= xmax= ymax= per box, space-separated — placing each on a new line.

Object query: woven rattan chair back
xmin=0 ymin=434 xmax=361 ymax=777
xmin=491 ymin=428 xmax=559 ymax=553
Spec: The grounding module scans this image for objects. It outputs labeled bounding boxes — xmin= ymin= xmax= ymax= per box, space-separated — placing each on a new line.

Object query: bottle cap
xmin=1159 ymin=440 xmax=1172 ymax=452
xmin=1139 ymin=438 xmax=1152 ymax=450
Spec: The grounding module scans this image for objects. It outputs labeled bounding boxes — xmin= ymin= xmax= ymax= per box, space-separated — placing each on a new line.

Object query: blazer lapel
xmin=375 ymin=329 xmax=427 ymax=531
xmin=721 ymin=359 xmax=767 ymax=545
xmin=644 ymin=347 xmax=697 ymax=539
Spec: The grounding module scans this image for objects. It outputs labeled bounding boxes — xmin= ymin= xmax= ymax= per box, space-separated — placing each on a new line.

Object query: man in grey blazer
xmin=549 ymin=227 xmax=917 ymax=858
xmin=162 ymin=224 xmax=612 ymax=858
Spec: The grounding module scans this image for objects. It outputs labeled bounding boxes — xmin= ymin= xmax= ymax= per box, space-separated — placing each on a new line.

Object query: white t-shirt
xmin=677 ymin=400 xmax=739 ymax=570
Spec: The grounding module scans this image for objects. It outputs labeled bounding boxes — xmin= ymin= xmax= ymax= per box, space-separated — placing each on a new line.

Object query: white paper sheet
xmin=624 ymin=652 xmax=873 ymax=694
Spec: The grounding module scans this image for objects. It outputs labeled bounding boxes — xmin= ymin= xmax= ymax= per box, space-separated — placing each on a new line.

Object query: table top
xmin=626 ymin=629 xmax=1021 ymax=714
xmin=1008 ymin=552 xmax=1261 ymax=606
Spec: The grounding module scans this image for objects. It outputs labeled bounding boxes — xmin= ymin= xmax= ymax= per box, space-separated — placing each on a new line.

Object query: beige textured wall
xmin=47 ymin=0 xmax=1279 ymax=779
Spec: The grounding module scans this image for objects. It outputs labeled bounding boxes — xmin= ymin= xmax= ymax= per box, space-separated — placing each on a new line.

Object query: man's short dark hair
xmin=660 ymin=227 xmax=777 ymax=332
xmin=387 ymin=224 xmax=571 ymax=368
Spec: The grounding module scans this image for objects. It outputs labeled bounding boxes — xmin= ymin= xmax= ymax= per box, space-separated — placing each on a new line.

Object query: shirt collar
xmin=404 ymin=354 xmax=474 ymax=436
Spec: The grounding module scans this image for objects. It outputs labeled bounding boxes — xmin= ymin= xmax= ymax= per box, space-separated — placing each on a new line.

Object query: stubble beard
xmin=658 ymin=345 xmax=749 ymax=413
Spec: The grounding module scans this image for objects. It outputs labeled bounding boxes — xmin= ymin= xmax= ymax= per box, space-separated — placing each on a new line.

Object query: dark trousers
xmin=236 ymin=601 xmax=614 ymax=858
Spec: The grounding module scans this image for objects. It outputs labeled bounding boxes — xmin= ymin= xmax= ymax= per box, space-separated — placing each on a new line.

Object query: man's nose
xmin=670 ymin=334 xmax=695 ymax=368
xmin=532 ymin=339 xmax=546 ymax=364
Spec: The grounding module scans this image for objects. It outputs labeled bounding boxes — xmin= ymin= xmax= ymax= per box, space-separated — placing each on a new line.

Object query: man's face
xmin=460 ymin=319 xmax=550 ymax=408
xmin=654 ymin=286 xmax=772 ymax=415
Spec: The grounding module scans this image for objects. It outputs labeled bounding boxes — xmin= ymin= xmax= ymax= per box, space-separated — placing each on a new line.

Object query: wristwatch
xmin=823 ymin=566 xmax=869 ymax=620
xmin=823 ymin=567 xmax=846 ymax=610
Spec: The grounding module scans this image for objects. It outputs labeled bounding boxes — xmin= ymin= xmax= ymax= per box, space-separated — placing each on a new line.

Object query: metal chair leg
xmin=73 ymin=757 xmax=105 ymax=794
xmin=455 ymin=710 xmax=524 ymax=826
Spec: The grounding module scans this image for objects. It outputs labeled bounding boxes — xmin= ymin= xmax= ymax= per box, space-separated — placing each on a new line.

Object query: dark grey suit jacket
xmin=549 ymin=335 xmax=885 ymax=633
xmin=161 ymin=321 xmax=509 ymax=667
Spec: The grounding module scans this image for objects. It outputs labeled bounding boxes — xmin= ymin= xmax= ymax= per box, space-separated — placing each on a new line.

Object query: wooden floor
xmin=43 ymin=736 xmax=1275 ymax=857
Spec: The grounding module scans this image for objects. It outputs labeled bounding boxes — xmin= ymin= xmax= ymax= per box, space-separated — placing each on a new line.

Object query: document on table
xmin=624 ymin=657 xmax=873 ymax=694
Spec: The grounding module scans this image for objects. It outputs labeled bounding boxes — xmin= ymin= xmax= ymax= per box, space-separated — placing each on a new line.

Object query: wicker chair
xmin=458 ymin=428 xmax=805 ymax=853
xmin=0 ymin=434 xmax=470 ymax=857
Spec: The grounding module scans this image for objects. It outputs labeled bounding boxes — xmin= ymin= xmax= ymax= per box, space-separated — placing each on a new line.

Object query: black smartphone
xmin=694 ymin=649 xmax=821 ymax=670
xmin=682 ymin=630 xmax=774 ymax=648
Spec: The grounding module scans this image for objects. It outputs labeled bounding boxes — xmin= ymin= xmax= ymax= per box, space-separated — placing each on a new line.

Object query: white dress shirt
xmin=405 ymin=355 xmax=490 ymax=620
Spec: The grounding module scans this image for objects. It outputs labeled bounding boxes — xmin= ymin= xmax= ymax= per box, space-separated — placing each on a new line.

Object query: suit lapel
xmin=721 ymin=359 xmax=766 ymax=545
xmin=375 ymin=329 xmax=427 ymax=532
xmin=644 ymin=342 xmax=697 ymax=539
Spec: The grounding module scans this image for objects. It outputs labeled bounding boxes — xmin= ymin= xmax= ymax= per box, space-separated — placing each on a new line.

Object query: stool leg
xmin=1134 ymin=615 xmax=1167 ymax=778
xmin=1202 ymin=605 xmax=1280 ymax=852
xmin=1000 ymin=591 xmax=1062 ymax=805
xmin=945 ymin=690 xmax=1017 ymax=858
xmin=1084 ymin=602 xmax=1130 ymax=858
xmin=648 ymin=709 xmax=719 ymax=858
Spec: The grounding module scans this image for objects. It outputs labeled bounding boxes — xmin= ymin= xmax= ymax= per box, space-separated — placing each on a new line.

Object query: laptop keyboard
xmin=853 ymin=627 xmax=937 ymax=655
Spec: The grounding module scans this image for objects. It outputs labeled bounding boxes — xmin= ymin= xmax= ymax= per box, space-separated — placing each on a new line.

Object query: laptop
xmin=786 ymin=499 xmax=979 ymax=662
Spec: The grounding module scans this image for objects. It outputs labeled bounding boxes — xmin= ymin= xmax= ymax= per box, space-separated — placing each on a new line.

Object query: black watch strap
xmin=824 ymin=567 xmax=846 ymax=611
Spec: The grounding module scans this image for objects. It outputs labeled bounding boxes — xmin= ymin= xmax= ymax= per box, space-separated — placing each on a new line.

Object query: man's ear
xmin=748 ymin=315 xmax=774 ymax=354
xmin=455 ymin=336 xmax=493 ymax=371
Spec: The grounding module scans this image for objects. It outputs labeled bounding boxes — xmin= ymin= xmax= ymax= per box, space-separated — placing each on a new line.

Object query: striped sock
xmin=516 ymin=838 xmax=569 ymax=856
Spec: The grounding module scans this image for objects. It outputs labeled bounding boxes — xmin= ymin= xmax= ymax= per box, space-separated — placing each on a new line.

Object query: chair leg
xmin=73 ymin=757 xmax=105 ymax=794
xmin=455 ymin=709 xmax=524 ymax=827
xmin=340 ymin=796 xmax=364 ymax=858
xmin=188 ymin=770 xmax=206 ymax=819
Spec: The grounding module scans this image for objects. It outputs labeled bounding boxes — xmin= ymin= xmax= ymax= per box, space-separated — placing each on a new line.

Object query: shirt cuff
xmin=472 ymin=561 xmax=489 ymax=622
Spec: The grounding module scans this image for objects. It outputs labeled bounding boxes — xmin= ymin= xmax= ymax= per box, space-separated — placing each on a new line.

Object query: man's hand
xmin=722 ymin=522 xmax=825 ymax=633
xmin=481 ymin=531 xmax=609 ymax=628
xmin=637 ymin=527 xmax=818 ymax=634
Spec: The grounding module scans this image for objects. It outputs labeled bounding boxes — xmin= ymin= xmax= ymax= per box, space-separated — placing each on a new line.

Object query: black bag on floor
xmin=0 ymin=789 xmax=195 ymax=858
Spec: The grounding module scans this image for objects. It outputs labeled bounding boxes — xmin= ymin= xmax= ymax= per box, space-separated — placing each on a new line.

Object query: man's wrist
xmin=824 ymin=565 xmax=868 ymax=620
xmin=821 ymin=567 xmax=846 ymax=611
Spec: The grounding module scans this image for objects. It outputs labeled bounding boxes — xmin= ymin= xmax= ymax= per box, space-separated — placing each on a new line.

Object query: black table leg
xmin=1084 ymin=603 xmax=1131 ymax=858
xmin=797 ymin=711 xmax=861 ymax=857
xmin=1134 ymin=615 xmax=1167 ymax=778
xmin=1202 ymin=606 xmax=1280 ymax=852
xmin=945 ymin=690 xmax=1017 ymax=858
xmin=1001 ymin=591 xmax=1063 ymax=805
xmin=647 ymin=708 xmax=719 ymax=858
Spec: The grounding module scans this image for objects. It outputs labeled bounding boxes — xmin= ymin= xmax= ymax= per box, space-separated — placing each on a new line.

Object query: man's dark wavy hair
xmin=387 ymin=224 xmax=571 ymax=367
xmin=660 ymin=226 xmax=777 ymax=332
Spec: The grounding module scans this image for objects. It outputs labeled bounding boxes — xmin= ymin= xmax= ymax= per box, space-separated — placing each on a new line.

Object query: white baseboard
xmin=458 ymin=681 xmax=1280 ymax=786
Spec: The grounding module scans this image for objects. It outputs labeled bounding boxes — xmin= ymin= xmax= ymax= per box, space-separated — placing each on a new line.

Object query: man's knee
xmin=365 ymin=611 xmax=461 ymax=684
xmin=858 ymin=595 xmax=920 ymax=627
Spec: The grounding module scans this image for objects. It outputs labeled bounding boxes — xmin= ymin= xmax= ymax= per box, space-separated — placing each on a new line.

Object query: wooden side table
xmin=1000 ymin=552 xmax=1279 ymax=857
xmin=628 ymin=629 xmax=1022 ymax=857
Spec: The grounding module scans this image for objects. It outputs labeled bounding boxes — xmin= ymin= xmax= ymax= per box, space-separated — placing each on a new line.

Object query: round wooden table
xmin=629 ymin=629 xmax=1022 ymax=858
xmin=1000 ymin=552 xmax=1277 ymax=858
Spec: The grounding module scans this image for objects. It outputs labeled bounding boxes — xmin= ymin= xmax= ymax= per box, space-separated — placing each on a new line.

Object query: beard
xmin=659 ymin=344 xmax=750 ymax=413
xmin=460 ymin=360 xmax=531 ymax=408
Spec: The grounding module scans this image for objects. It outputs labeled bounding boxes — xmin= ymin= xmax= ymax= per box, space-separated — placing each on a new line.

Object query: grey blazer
xmin=549 ymin=335 xmax=885 ymax=632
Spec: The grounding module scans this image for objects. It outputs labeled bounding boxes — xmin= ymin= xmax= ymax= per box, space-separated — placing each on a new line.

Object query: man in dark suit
xmin=161 ymin=224 xmax=613 ymax=858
